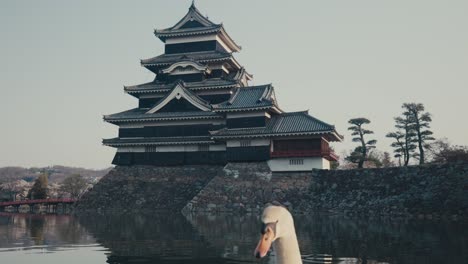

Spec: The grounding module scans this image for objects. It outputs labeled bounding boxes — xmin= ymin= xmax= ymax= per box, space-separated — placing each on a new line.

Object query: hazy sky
xmin=1 ymin=0 xmax=467 ymax=169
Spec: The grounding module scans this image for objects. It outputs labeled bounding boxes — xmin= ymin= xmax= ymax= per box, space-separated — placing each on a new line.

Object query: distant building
xmin=103 ymin=3 xmax=342 ymax=171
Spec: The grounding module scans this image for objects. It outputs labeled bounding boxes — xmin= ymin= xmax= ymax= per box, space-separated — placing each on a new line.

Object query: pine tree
xmin=402 ymin=103 xmax=435 ymax=164
xmin=346 ymin=118 xmax=377 ymax=168
xmin=386 ymin=131 xmax=406 ymax=165
xmin=387 ymin=110 xmax=418 ymax=166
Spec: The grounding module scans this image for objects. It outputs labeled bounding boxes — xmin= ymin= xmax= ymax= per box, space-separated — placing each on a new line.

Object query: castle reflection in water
xmin=0 ymin=212 xmax=467 ymax=264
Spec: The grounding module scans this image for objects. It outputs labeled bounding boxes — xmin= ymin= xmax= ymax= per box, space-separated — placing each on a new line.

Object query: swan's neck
xmin=273 ymin=232 xmax=302 ymax=264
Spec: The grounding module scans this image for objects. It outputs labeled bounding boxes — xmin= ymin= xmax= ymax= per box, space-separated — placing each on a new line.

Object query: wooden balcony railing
xmin=271 ymin=150 xmax=339 ymax=161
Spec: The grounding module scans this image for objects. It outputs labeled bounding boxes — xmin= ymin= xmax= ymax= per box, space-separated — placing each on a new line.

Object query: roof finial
xmin=190 ymin=0 xmax=196 ymax=8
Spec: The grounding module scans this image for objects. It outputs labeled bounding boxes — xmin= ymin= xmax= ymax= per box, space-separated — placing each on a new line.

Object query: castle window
xmin=240 ymin=140 xmax=251 ymax=147
xmin=145 ymin=146 xmax=157 ymax=152
xmin=198 ymin=145 xmax=209 ymax=151
xmin=289 ymin=159 xmax=304 ymax=165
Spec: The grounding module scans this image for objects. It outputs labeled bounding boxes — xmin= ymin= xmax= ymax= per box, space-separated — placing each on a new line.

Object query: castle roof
xmin=154 ymin=3 xmax=241 ymax=52
xmin=141 ymin=50 xmax=235 ymax=67
xmin=211 ymin=111 xmax=343 ymax=141
xmin=125 ymin=78 xmax=239 ymax=95
xmin=104 ymin=109 xmax=221 ymax=124
xmin=146 ymin=81 xmax=212 ymax=113
xmin=212 ymin=84 xmax=281 ymax=112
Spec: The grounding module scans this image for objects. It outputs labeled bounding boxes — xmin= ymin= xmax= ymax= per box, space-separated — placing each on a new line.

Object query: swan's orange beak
xmin=254 ymin=227 xmax=273 ymax=258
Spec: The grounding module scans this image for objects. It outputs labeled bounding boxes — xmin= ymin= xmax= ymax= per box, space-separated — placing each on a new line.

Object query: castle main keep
xmin=103 ymin=3 xmax=342 ymax=171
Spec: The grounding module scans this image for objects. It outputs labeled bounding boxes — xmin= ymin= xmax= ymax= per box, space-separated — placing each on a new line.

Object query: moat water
xmin=0 ymin=212 xmax=466 ymax=264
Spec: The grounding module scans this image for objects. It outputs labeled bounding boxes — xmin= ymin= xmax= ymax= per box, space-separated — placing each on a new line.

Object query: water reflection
xmin=0 ymin=212 xmax=95 ymax=251
xmin=185 ymin=213 xmax=468 ymax=264
xmin=77 ymin=212 xmax=249 ymax=264
xmin=0 ymin=211 xmax=466 ymax=264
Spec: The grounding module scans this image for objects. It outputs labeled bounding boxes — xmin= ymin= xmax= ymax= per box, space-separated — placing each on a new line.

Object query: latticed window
xmin=145 ymin=146 xmax=157 ymax=152
xmin=240 ymin=140 xmax=251 ymax=147
xmin=198 ymin=145 xmax=209 ymax=151
xmin=289 ymin=159 xmax=304 ymax=165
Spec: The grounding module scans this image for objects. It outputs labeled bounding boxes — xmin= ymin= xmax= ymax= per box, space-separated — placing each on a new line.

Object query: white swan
xmin=254 ymin=205 xmax=302 ymax=264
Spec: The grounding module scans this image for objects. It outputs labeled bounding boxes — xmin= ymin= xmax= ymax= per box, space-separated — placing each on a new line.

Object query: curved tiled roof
xmin=155 ymin=25 xmax=222 ymax=39
xmin=125 ymin=78 xmax=240 ymax=94
xmin=211 ymin=111 xmax=342 ymax=141
xmin=272 ymin=111 xmax=335 ymax=133
xmin=153 ymin=4 xmax=241 ymax=51
xmin=141 ymin=51 xmax=233 ymax=67
xmin=104 ymin=108 xmax=221 ymax=123
xmin=155 ymin=3 xmax=220 ymax=39
xmin=145 ymin=81 xmax=212 ymax=113
xmin=212 ymin=84 xmax=277 ymax=112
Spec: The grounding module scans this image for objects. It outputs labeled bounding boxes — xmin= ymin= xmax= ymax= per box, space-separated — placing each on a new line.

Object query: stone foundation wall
xmin=304 ymin=163 xmax=468 ymax=219
xmin=183 ymin=162 xmax=312 ymax=213
xmin=74 ymin=165 xmax=223 ymax=213
xmin=185 ymin=162 xmax=468 ymax=219
xmin=75 ymin=162 xmax=468 ymax=219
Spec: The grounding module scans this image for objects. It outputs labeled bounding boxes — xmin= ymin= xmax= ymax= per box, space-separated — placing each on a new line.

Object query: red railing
xmin=0 ymin=198 xmax=76 ymax=207
xmin=271 ymin=150 xmax=339 ymax=161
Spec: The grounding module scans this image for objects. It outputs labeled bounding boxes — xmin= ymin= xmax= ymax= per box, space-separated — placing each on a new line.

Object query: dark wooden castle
xmin=103 ymin=3 xmax=342 ymax=171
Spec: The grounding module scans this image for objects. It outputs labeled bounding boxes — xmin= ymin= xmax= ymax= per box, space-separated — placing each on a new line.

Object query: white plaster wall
xmin=267 ymin=157 xmax=330 ymax=172
xmin=117 ymin=124 xmax=145 ymax=128
xmin=140 ymin=94 xmax=165 ymax=99
xmin=116 ymin=144 xmax=226 ymax=153
xmin=165 ymin=34 xmax=216 ymax=44
xmin=119 ymin=120 xmax=225 ymax=128
xmin=226 ymin=139 xmax=270 ymax=147
xmin=117 ymin=146 xmax=145 ymax=153
xmin=197 ymin=89 xmax=232 ymax=95
xmin=209 ymin=144 xmax=227 ymax=151
xmin=155 ymin=144 xmax=226 ymax=152
xmin=322 ymin=158 xmax=331 ymax=170
xmin=226 ymin=111 xmax=270 ymax=118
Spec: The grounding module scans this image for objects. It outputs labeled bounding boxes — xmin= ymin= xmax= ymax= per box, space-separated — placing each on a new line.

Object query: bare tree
xmin=381 ymin=151 xmax=395 ymax=168
xmin=427 ymin=138 xmax=468 ymax=163
xmin=364 ymin=150 xmax=396 ymax=168
xmin=59 ymin=174 xmax=88 ymax=199
xmin=346 ymin=118 xmax=377 ymax=168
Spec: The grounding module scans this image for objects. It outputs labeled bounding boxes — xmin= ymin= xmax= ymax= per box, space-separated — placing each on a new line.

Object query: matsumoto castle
xmin=103 ymin=3 xmax=342 ymax=171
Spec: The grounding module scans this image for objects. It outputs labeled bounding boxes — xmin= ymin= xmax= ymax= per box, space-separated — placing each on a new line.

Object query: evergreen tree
xmin=27 ymin=173 xmax=48 ymax=200
xmin=387 ymin=110 xmax=418 ymax=166
xmin=402 ymin=103 xmax=435 ymax=164
xmin=386 ymin=131 xmax=406 ymax=165
xmin=346 ymin=118 xmax=377 ymax=168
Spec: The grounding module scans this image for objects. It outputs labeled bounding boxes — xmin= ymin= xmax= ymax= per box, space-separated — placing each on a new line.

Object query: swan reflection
xmin=0 ymin=212 xmax=466 ymax=264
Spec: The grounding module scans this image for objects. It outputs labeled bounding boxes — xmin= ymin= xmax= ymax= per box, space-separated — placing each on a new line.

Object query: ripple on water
xmin=0 ymin=212 xmax=466 ymax=264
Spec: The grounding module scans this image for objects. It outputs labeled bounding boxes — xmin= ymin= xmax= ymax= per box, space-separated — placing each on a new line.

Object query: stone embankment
xmin=304 ymin=163 xmax=468 ymax=219
xmin=75 ymin=162 xmax=468 ymax=219
xmin=183 ymin=162 xmax=311 ymax=213
xmin=74 ymin=165 xmax=223 ymax=213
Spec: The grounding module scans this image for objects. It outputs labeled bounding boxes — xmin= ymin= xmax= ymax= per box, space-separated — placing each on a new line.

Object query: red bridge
xmin=0 ymin=198 xmax=77 ymax=212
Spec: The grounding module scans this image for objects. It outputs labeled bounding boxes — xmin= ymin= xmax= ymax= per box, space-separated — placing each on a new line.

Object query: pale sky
xmin=1 ymin=0 xmax=467 ymax=169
